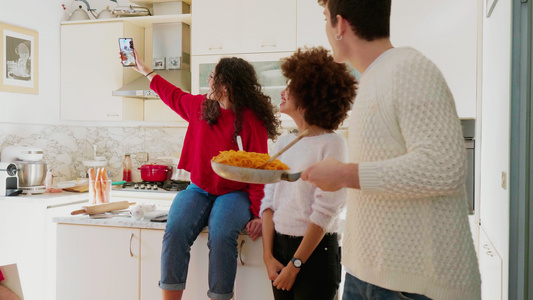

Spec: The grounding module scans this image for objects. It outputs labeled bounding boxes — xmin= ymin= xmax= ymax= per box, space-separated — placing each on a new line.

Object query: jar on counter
xmin=122 ymin=154 xmax=132 ymax=182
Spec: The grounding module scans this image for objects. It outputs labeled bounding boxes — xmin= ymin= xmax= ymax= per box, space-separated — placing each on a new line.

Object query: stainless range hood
xmin=113 ymin=70 xmax=191 ymax=99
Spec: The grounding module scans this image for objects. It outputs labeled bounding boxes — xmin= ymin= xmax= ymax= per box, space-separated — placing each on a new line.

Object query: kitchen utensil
xmin=71 ymin=201 xmax=135 ymax=215
xmin=211 ymin=161 xmax=302 ymax=184
xmin=64 ymin=5 xmax=91 ymax=21
xmin=1 ymin=145 xmax=44 ymax=162
xmin=63 ymin=184 xmax=89 ymax=193
xmin=112 ymin=5 xmax=151 ymax=17
xmin=237 ymin=136 xmax=243 ymax=151
xmin=97 ymin=6 xmax=116 ymax=19
xmin=257 ymin=129 xmax=310 ymax=169
xmin=169 ymin=165 xmax=191 ymax=182
xmin=139 ymin=164 xmax=171 ymax=182
xmin=16 ymin=160 xmax=47 ymax=187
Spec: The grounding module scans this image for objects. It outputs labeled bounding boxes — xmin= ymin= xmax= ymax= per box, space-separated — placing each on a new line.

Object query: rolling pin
xmin=71 ymin=201 xmax=135 ymax=215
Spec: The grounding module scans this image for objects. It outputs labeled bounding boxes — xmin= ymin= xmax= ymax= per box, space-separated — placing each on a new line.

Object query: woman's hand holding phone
xmin=131 ymin=48 xmax=153 ymax=77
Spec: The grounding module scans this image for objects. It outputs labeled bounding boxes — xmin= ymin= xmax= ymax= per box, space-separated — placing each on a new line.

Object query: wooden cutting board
xmin=63 ymin=184 xmax=89 ymax=193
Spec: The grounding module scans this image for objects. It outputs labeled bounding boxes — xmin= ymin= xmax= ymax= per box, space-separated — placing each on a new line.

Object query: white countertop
xmin=0 ymin=191 xmax=89 ymax=207
xmin=53 ymin=210 xmax=171 ymax=230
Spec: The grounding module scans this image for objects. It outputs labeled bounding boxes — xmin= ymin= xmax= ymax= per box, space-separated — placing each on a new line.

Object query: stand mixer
xmin=1 ymin=145 xmax=48 ymax=194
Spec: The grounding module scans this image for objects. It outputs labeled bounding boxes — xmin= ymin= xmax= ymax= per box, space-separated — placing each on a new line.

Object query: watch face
xmin=293 ymin=258 xmax=302 ymax=268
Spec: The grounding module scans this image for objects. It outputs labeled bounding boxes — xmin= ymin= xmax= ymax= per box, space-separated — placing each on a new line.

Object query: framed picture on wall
xmin=0 ymin=22 xmax=39 ymax=94
xmin=486 ymin=0 xmax=498 ymax=17
xmin=153 ymin=57 xmax=165 ymax=70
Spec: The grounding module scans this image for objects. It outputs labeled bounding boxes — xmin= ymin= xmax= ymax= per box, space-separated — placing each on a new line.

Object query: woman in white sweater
xmin=302 ymin=1 xmax=482 ymax=299
xmin=261 ymin=47 xmax=356 ymax=300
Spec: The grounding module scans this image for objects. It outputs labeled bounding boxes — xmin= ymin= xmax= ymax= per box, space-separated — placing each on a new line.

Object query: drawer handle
xmin=129 ymin=233 xmax=134 ymax=257
xmin=261 ymin=43 xmax=277 ymax=48
xmin=209 ymin=46 xmax=223 ymax=50
xmin=238 ymin=239 xmax=245 ymax=266
xmin=107 ymin=113 xmax=119 ymax=117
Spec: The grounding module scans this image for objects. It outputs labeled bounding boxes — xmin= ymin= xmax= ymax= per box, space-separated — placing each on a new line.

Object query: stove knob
xmin=133 ymin=183 xmax=139 ymax=189
xmin=140 ymin=184 xmax=145 ymax=189
xmin=147 ymin=185 xmax=152 ymax=190
xmin=153 ymin=185 xmax=158 ymax=190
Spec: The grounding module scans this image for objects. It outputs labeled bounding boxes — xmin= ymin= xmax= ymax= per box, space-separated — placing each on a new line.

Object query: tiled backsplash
xmin=0 ymin=123 xmax=346 ymax=184
xmin=0 ymin=123 xmax=187 ymax=182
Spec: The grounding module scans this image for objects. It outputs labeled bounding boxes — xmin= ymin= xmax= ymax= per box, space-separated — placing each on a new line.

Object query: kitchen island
xmin=54 ymin=210 xmax=273 ymax=300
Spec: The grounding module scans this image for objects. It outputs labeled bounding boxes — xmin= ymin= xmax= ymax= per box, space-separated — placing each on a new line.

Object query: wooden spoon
xmin=258 ymin=129 xmax=310 ymax=169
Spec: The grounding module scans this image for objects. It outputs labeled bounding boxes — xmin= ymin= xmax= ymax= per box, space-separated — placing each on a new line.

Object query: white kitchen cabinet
xmin=139 ymin=229 xmax=210 ymax=299
xmin=60 ymin=6 xmax=191 ymax=122
xmin=139 ymin=229 xmax=164 ymax=300
xmin=296 ymin=0 xmax=331 ymax=50
xmin=191 ymin=0 xmax=296 ymax=55
xmin=56 ymin=224 xmax=141 ymax=300
xmin=60 ymin=22 xmax=145 ymax=121
xmin=479 ymin=226 xmax=502 ymax=300
xmin=234 ymin=236 xmax=273 ymax=300
xmin=0 ymin=194 xmax=88 ymax=300
xmin=390 ymin=0 xmax=477 ymax=118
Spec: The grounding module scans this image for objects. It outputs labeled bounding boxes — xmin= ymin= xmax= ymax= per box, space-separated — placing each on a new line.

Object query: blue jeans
xmin=342 ymin=273 xmax=432 ymax=300
xmin=159 ymin=183 xmax=252 ymax=300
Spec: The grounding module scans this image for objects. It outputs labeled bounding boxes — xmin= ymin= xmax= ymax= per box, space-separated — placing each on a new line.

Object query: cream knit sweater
xmin=343 ymin=47 xmax=481 ymax=300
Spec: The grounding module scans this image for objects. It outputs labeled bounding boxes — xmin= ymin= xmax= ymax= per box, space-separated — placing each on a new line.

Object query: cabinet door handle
xmin=107 ymin=113 xmax=119 ymax=117
xmin=261 ymin=43 xmax=277 ymax=48
xmin=129 ymin=233 xmax=134 ymax=257
xmin=238 ymin=239 xmax=245 ymax=266
xmin=209 ymin=46 xmax=223 ymax=50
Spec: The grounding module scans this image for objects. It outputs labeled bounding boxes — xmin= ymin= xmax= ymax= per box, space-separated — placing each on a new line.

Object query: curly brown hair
xmin=202 ymin=57 xmax=281 ymax=140
xmin=281 ymin=47 xmax=357 ymax=130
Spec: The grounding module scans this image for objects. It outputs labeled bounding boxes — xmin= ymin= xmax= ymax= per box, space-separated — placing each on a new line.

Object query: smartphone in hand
xmin=119 ymin=38 xmax=136 ymax=67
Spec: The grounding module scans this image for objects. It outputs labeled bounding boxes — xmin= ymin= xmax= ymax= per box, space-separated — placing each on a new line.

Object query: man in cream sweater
xmin=301 ymin=1 xmax=482 ymax=299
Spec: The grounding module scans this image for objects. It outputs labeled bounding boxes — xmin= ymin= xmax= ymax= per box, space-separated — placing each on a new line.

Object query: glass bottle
xmin=123 ymin=154 xmax=132 ymax=182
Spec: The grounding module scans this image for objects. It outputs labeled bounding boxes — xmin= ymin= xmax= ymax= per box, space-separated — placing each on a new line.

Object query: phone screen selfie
xmin=119 ymin=38 xmax=136 ymax=67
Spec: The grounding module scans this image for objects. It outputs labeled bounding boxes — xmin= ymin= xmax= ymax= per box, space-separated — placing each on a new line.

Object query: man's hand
xmin=301 ymin=157 xmax=360 ymax=191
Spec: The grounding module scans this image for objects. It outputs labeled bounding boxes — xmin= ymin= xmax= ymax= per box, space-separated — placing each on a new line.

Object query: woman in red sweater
xmin=132 ymin=51 xmax=280 ymax=300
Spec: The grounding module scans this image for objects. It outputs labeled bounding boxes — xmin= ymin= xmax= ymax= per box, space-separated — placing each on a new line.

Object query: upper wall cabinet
xmin=61 ymin=22 xmax=145 ymax=121
xmin=390 ymin=0 xmax=478 ymax=118
xmin=191 ymin=0 xmax=296 ymax=55
xmin=296 ymin=0 xmax=331 ymax=50
xmin=60 ymin=1 xmax=192 ymax=122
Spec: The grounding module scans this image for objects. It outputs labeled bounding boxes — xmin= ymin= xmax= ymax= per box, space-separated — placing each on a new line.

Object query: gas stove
xmin=121 ymin=180 xmax=190 ymax=192
xmin=111 ymin=180 xmax=189 ymax=202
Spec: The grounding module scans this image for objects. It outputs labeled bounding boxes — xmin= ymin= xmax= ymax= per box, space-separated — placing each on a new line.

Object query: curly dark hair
xmin=201 ymin=57 xmax=281 ymax=141
xmin=280 ymin=47 xmax=356 ymax=130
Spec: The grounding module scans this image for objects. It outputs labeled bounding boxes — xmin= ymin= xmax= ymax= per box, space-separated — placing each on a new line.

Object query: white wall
xmin=0 ymin=0 xmax=63 ymax=124
xmin=479 ymin=0 xmax=511 ymax=298
xmin=0 ymin=0 xmax=133 ymax=126
xmin=391 ymin=0 xmax=478 ymax=118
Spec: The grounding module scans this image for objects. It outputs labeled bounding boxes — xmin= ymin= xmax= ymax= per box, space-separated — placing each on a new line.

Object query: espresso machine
xmin=0 ymin=162 xmax=22 ymax=196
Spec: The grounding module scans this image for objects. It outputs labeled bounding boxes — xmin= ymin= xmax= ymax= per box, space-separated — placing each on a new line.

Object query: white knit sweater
xmin=260 ymin=133 xmax=348 ymax=236
xmin=343 ymin=47 xmax=481 ymax=300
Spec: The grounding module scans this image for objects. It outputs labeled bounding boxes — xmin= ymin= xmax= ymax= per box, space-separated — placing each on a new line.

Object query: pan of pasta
xmin=211 ymin=150 xmax=301 ymax=184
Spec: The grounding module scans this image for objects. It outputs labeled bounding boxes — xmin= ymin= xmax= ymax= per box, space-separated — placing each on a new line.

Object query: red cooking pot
xmin=139 ymin=164 xmax=171 ymax=182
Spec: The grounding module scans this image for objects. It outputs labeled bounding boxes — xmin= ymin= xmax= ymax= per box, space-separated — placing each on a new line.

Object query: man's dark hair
xmin=319 ymin=0 xmax=391 ymax=41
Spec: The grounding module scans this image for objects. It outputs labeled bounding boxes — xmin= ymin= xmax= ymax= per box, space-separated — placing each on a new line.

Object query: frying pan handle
xmin=71 ymin=209 xmax=86 ymax=215
xmin=259 ymin=129 xmax=310 ymax=169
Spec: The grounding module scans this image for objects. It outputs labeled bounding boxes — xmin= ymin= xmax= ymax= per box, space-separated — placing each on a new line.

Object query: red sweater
xmin=150 ymin=75 xmax=268 ymax=217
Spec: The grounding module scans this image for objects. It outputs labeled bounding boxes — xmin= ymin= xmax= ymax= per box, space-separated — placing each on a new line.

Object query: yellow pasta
xmin=213 ymin=150 xmax=290 ymax=170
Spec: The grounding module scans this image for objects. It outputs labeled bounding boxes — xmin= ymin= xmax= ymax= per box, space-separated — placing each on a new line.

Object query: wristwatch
xmin=290 ymin=257 xmax=303 ymax=268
